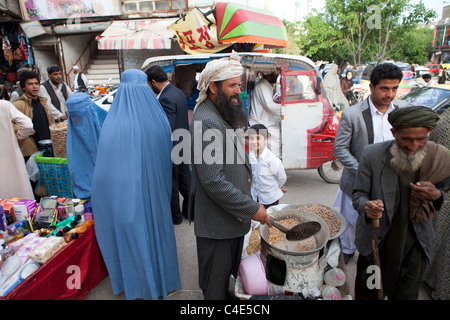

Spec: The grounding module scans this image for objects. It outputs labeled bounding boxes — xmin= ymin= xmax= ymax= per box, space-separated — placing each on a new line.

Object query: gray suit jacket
xmin=188 ymin=98 xmax=260 ymax=239
xmin=334 ymin=98 xmax=402 ymax=196
xmin=352 ymin=141 xmax=450 ymax=261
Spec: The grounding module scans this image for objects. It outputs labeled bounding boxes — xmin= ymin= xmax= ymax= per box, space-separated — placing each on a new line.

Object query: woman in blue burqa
xmin=66 ymin=92 xmax=107 ymax=200
xmin=91 ymin=69 xmax=181 ymax=300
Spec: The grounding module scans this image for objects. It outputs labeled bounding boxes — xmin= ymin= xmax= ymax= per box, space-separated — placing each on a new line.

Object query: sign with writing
xmin=169 ymin=8 xmax=231 ymax=55
xmin=20 ymin=0 xmax=121 ymax=20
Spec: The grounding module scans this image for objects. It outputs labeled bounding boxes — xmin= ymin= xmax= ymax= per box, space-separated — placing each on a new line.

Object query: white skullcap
xmin=195 ymin=50 xmax=243 ymax=110
xmin=73 ymin=66 xmax=80 ymax=70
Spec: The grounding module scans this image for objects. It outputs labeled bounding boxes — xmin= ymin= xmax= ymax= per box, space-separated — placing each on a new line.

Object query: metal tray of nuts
xmin=295 ymin=203 xmax=346 ymax=240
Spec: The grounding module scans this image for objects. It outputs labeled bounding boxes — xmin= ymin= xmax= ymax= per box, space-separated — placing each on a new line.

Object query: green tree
xmin=297 ymin=0 xmax=436 ymax=68
xmin=295 ymin=14 xmax=347 ymax=63
xmin=391 ymin=27 xmax=435 ymax=65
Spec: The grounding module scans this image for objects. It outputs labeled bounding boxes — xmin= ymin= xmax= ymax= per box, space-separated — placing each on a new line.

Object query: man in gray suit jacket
xmin=352 ymin=106 xmax=450 ymax=299
xmin=333 ymin=63 xmax=404 ymax=263
xmin=189 ymin=53 xmax=271 ymax=300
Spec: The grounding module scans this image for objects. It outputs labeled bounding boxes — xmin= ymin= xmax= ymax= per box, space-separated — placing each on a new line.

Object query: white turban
xmin=195 ymin=51 xmax=243 ymax=110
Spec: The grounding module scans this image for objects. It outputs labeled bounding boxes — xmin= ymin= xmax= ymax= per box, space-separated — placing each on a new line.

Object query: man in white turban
xmin=189 ymin=51 xmax=271 ymax=299
xmin=73 ymin=65 xmax=88 ymax=90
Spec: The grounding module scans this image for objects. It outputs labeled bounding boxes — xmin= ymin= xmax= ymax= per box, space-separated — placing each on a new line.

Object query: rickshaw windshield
xmin=284 ymin=74 xmax=316 ymax=102
xmin=282 ymin=70 xmax=318 ymax=104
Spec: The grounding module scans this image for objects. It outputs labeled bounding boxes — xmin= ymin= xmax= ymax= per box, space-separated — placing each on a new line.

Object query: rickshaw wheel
xmin=318 ymin=160 xmax=343 ymax=184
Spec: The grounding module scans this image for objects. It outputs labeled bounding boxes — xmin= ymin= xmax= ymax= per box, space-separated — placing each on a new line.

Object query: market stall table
xmin=1 ymin=226 xmax=108 ymax=300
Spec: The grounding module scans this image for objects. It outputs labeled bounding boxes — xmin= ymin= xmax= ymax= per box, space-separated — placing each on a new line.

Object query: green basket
xmin=35 ymin=153 xmax=74 ymax=198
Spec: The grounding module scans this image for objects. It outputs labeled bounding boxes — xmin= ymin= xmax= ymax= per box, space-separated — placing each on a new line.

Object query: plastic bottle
xmin=14 ymin=222 xmax=24 ymax=241
xmin=66 ymin=224 xmax=87 ymax=235
xmin=0 ymin=247 xmax=14 ymax=261
xmin=49 ymin=215 xmax=82 ymax=237
xmin=21 ymin=220 xmax=28 ymax=232
xmin=2 ymin=230 xmax=15 ymax=245
xmin=321 ymin=285 xmax=341 ymax=300
xmin=65 ymin=219 xmax=94 ymax=235
xmin=323 ymin=267 xmax=346 ymax=287
xmin=64 ymin=233 xmax=79 ymax=243
xmin=65 ymin=202 xmax=75 ymax=217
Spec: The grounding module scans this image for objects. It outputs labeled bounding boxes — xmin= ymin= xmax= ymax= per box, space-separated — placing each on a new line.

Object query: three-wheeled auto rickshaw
xmin=142 ymin=52 xmax=343 ymax=183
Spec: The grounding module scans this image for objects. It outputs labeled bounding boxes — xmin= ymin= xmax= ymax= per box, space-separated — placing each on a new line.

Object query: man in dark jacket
xmin=39 ymin=65 xmax=71 ymax=121
xmin=352 ymin=106 xmax=450 ymax=300
xmin=145 ymin=65 xmax=191 ymax=224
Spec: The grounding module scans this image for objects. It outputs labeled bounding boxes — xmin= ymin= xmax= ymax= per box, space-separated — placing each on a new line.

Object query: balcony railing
xmin=122 ymin=0 xmax=188 ymax=14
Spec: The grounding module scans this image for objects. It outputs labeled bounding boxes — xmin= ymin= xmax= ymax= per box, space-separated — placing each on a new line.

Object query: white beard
xmin=389 ymin=141 xmax=426 ymax=173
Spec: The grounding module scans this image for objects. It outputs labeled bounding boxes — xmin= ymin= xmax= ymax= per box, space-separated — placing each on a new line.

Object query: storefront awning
xmin=215 ymin=2 xmax=288 ymax=48
xmin=97 ymin=19 xmax=177 ymax=50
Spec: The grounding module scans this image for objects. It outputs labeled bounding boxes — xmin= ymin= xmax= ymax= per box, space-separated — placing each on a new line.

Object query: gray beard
xmin=389 ymin=141 xmax=426 ymax=173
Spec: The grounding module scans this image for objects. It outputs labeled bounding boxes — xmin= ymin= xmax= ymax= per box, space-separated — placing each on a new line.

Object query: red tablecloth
xmin=2 ymin=226 xmax=108 ymax=300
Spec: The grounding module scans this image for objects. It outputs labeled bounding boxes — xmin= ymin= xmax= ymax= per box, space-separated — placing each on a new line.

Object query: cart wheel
xmin=318 ymin=160 xmax=343 ymax=184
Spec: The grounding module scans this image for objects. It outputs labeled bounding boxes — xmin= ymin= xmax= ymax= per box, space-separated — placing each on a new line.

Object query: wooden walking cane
xmin=372 ymin=218 xmax=384 ymax=300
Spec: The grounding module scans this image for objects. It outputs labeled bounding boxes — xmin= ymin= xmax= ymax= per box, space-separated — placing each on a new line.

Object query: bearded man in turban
xmin=352 ymin=106 xmax=450 ymax=300
xmin=189 ymin=52 xmax=271 ymax=300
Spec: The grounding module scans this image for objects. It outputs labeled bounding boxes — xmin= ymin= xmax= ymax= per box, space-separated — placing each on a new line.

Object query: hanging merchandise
xmin=2 ymin=32 xmax=13 ymax=66
xmin=21 ymin=35 xmax=34 ymax=65
xmin=19 ymin=36 xmax=27 ymax=61
xmin=13 ymin=48 xmax=22 ymax=62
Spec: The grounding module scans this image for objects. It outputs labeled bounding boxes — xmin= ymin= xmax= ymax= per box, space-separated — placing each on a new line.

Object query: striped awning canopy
xmin=97 ymin=19 xmax=177 ymax=50
xmin=215 ymin=2 xmax=288 ymax=48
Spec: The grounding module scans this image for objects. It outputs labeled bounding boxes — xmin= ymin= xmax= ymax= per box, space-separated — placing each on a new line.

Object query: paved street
xmin=84 ymin=169 xmax=432 ymax=300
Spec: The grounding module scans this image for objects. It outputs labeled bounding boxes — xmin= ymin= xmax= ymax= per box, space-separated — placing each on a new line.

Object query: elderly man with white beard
xmin=352 ymin=106 xmax=450 ymax=300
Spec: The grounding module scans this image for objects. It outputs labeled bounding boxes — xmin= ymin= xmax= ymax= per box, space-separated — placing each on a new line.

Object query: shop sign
xmin=169 ymin=8 xmax=231 ymax=55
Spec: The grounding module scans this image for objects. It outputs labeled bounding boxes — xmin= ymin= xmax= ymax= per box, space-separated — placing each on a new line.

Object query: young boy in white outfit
xmin=248 ymin=124 xmax=287 ymax=209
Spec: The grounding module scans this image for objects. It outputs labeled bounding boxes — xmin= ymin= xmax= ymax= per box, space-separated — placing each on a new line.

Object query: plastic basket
xmin=34 ymin=154 xmax=74 ymax=198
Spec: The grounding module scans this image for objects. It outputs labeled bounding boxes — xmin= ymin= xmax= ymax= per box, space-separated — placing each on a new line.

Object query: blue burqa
xmin=66 ymin=93 xmax=107 ymax=199
xmin=91 ymin=69 xmax=181 ymax=300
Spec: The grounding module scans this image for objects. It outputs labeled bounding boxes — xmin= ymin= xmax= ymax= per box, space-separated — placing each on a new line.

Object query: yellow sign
xmin=169 ymin=8 xmax=231 ymax=55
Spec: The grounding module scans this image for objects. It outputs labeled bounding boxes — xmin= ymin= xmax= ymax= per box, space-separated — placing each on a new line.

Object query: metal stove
xmin=259 ymin=205 xmax=330 ymax=293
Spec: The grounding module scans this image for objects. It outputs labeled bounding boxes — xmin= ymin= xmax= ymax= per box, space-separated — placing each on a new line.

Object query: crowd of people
xmin=1 ymin=54 xmax=449 ymax=301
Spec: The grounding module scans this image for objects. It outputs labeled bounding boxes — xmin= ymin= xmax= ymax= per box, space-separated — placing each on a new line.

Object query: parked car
xmin=425 ymin=63 xmax=443 ymax=76
xmin=441 ymin=62 xmax=450 ymax=70
xmin=355 ymin=62 xmax=415 ymax=99
xmin=414 ymin=65 xmax=430 ymax=77
xmin=398 ymin=84 xmax=450 ymax=114
xmin=94 ymin=88 xmax=117 ymax=112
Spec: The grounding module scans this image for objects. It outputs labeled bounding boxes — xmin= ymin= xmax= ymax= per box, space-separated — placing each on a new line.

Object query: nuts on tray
xmin=268 ymin=217 xmax=316 ymax=252
xmin=301 ymin=204 xmax=340 ymax=237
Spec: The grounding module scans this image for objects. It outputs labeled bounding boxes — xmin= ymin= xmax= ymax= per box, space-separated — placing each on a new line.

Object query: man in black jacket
xmin=145 ymin=65 xmax=191 ymax=224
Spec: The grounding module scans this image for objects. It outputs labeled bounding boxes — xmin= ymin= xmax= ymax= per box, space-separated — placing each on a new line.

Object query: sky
xmin=268 ymin=0 xmax=445 ymax=22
